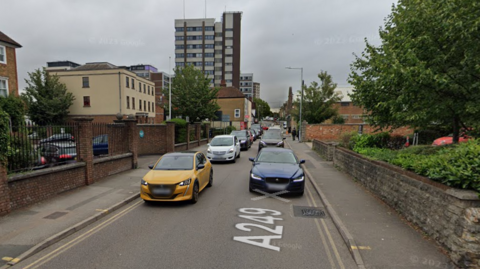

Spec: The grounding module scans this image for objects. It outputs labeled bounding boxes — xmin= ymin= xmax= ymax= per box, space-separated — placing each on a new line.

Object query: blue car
xmin=248 ymin=148 xmax=305 ymax=196
xmin=93 ymin=134 xmax=108 ymax=156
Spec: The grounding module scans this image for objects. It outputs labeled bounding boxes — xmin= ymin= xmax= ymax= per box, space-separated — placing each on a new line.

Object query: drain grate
xmin=44 ymin=211 xmax=68 ymax=220
xmin=293 ymin=206 xmax=327 ymax=219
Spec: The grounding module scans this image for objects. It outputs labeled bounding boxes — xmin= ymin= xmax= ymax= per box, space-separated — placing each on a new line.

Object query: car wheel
xmin=232 ymin=156 xmax=236 ymax=163
xmin=207 ymin=170 xmax=213 ymax=187
xmin=237 ymin=150 xmax=241 ymax=158
xmin=249 ymin=186 xmax=254 ymax=193
xmin=298 ymin=190 xmax=304 ymax=196
xmin=191 ymin=182 xmax=199 ymax=204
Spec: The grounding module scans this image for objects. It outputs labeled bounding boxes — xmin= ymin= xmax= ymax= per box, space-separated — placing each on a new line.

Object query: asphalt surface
xmin=1 ymin=127 xmax=457 ymax=269
xmin=7 ymin=139 xmax=357 ymax=269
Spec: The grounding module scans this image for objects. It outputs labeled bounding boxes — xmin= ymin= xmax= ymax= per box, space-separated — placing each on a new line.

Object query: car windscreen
xmin=231 ymin=131 xmax=247 ymax=139
xmin=154 ymin=156 xmax=193 ymax=170
xmin=262 ymin=132 xmax=282 ymax=139
xmin=256 ymin=151 xmax=297 ymax=164
xmin=210 ymin=137 xmax=234 ymax=146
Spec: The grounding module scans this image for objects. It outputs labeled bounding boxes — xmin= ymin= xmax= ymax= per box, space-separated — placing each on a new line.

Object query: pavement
xmin=0 ymin=137 xmax=456 ymax=269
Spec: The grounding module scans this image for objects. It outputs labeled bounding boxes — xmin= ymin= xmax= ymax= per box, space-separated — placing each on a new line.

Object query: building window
xmin=175 ymin=45 xmax=184 ymax=49
xmin=205 ymin=35 xmax=214 ymax=40
xmin=176 ymin=62 xmax=185 ymax=67
xmin=126 ymin=96 xmax=130 ymax=109
xmin=83 ymin=96 xmax=91 ymax=107
xmin=176 ymin=53 xmax=184 ymax=58
xmin=204 ymin=26 xmax=214 ymax=31
xmin=148 ymin=102 xmax=150 ymax=112
xmin=126 ymin=77 xmax=130 ymax=88
xmin=175 ymin=27 xmax=184 ymax=32
xmin=341 ymin=115 xmax=349 ymax=119
xmin=205 ymin=44 xmax=214 ymax=48
xmin=144 ymin=100 xmax=146 ymax=111
xmin=352 ymin=115 xmax=361 ymax=119
xmin=139 ymin=82 xmax=142 ymax=92
xmin=132 ymin=97 xmax=135 ymax=110
xmin=0 ymin=79 xmax=8 ymax=97
xmin=148 ymin=86 xmax=150 ymax=95
xmin=82 ymin=77 xmax=89 ymax=88
xmin=152 ymin=102 xmax=155 ymax=112
xmin=341 ymin=102 xmax=350 ymax=107
xmin=0 ymin=45 xmax=5 ymax=64
xmin=175 ymin=36 xmax=184 ymax=40
xmin=225 ymin=37 xmax=233 ymax=40
xmin=139 ymin=99 xmax=142 ymax=111
xmin=234 ymin=109 xmax=240 ymax=118
xmin=132 ymin=78 xmax=135 ymax=89
xmin=143 ymin=84 xmax=146 ymax=93
xmin=225 ymin=28 xmax=233 ymax=31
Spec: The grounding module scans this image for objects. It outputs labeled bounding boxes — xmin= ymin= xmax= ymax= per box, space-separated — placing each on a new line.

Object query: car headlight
xmin=276 ymin=141 xmax=284 ymax=146
xmin=293 ymin=175 xmax=304 ymax=182
xmin=141 ymin=179 xmax=148 ymax=186
xmin=207 ymin=148 xmax=211 ymax=153
xmin=228 ymin=147 xmax=234 ymax=153
xmin=179 ymin=178 xmax=191 ymax=186
xmin=251 ymin=173 xmax=263 ymax=180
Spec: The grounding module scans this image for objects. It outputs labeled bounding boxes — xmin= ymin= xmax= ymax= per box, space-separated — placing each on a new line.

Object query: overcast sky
xmin=2 ymin=0 xmax=397 ymax=108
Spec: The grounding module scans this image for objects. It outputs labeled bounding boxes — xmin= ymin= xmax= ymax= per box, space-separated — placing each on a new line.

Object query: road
xmin=11 ymin=138 xmax=357 ymax=269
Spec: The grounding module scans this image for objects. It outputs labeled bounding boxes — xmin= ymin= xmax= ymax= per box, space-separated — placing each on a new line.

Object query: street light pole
xmin=286 ymin=67 xmax=304 ymax=142
xmin=169 ymin=56 xmax=172 ymax=121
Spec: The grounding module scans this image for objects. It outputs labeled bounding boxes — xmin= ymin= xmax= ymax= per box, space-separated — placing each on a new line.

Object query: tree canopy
xmin=21 ymin=68 xmax=75 ymax=125
xmin=0 ymin=94 xmax=25 ymax=127
xmin=292 ymin=71 xmax=341 ymax=124
xmin=348 ymin=0 xmax=480 ymax=143
xmin=253 ymin=98 xmax=272 ymax=119
xmin=169 ymin=65 xmax=219 ymax=123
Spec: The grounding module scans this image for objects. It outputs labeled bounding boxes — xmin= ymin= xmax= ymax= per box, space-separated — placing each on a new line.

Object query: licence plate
xmin=152 ymin=188 xmax=171 ymax=196
xmin=213 ymin=156 xmax=224 ymax=159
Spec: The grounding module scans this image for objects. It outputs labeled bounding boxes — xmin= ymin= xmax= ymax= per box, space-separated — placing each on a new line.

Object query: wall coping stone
xmin=137 ymin=124 xmax=166 ymax=126
xmin=93 ymin=153 xmax=133 ymax=165
xmin=72 ymin=117 xmax=94 ymax=122
xmin=7 ymin=163 xmax=86 ymax=183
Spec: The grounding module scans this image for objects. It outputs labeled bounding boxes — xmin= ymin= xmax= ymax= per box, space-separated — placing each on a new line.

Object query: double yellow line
xmin=305 ymin=184 xmax=346 ymax=269
xmin=21 ymin=200 xmax=143 ymax=269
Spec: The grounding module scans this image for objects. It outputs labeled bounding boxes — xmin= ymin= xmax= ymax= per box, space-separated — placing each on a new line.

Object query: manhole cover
xmin=293 ymin=206 xmax=327 ymax=219
xmin=44 ymin=211 xmax=68 ymax=220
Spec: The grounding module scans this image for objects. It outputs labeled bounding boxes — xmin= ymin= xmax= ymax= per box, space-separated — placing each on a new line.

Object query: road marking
xmin=251 ymin=189 xmax=290 ymax=203
xmin=22 ymin=200 xmax=143 ymax=269
xmin=306 ymin=185 xmax=346 ymax=269
xmin=2 ymin=257 xmax=20 ymax=263
xmin=95 ymin=209 xmax=108 ymax=212
xmin=351 ymin=246 xmax=371 ymax=250
xmin=304 ymin=188 xmax=337 ymax=269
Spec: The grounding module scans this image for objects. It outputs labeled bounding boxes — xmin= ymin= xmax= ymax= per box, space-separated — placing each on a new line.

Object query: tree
xmin=292 ymin=71 xmax=341 ymax=124
xmin=0 ymin=94 xmax=26 ymax=127
xmin=22 ymin=68 xmax=75 ymax=125
xmin=349 ymin=0 xmax=480 ymax=143
xmin=253 ymin=98 xmax=271 ymax=119
xmin=169 ymin=65 xmax=219 ymax=123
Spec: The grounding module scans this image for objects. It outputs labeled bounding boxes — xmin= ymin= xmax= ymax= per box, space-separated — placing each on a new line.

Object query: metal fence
xmin=6 ymin=122 xmax=80 ymax=174
xmin=92 ymin=122 xmax=129 ymax=157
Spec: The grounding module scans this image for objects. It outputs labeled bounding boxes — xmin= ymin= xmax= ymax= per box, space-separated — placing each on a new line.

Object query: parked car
xmin=251 ymin=124 xmax=263 ymax=137
xmin=93 ymin=134 xmax=108 ymax=155
xmin=250 ymin=129 xmax=258 ymax=141
xmin=231 ymin=130 xmax=252 ymax=150
xmin=249 ymin=148 xmax=305 ymax=196
xmin=246 ymin=130 xmax=254 ymax=144
xmin=39 ymin=133 xmax=75 ymax=144
xmin=37 ymin=141 xmax=77 ymax=167
xmin=258 ymin=130 xmax=285 ymax=152
xmin=141 ymin=151 xmax=213 ymax=204
xmin=28 ymin=131 xmax=39 ymax=139
xmin=432 ymin=134 xmax=472 ymax=146
xmin=206 ymin=135 xmax=241 ymax=162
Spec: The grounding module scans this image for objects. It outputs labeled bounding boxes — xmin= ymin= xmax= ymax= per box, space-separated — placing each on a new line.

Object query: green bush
xmin=226 ymin=125 xmax=236 ymax=133
xmin=170 ymin=118 xmax=187 ymax=143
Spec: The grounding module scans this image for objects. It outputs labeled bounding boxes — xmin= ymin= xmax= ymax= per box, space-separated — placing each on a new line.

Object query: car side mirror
xmin=197 ymin=163 xmax=205 ymax=170
xmin=299 ymin=159 xmax=305 ymax=164
xmin=148 ymin=164 xmax=154 ymax=169
xmin=249 ymin=157 xmax=255 ymax=162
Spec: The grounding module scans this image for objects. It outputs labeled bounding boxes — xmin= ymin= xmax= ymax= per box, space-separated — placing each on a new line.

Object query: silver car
xmin=206 ymin=135 xmax=241 ymax=163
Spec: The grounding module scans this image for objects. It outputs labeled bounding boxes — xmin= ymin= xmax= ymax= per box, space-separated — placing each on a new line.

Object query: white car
xmin=206 ymin=135 xmax=241 ymax=163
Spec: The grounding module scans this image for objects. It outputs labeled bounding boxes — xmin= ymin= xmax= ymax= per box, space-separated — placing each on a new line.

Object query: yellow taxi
xmin=141 ymin=151 xmax=213 ymax=204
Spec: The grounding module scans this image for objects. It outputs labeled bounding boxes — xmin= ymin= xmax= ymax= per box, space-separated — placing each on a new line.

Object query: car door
xmin=234 ymin=136 xmax=240 ymax=156
xmin=195 ymin=153 xmax=208 ymax=190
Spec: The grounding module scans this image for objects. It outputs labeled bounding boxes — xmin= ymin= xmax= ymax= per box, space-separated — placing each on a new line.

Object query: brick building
xmin=0 ymin=31 xmax=22 ymax=97
xmin=333 ymin=87 xmax=365 ymax=124
xmin=212 ymin=84 xmax=252 ymax=130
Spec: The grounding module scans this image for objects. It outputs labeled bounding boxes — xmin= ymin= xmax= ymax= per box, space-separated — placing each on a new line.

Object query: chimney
xmin=220 ymin=80 xmax=227 ymax=87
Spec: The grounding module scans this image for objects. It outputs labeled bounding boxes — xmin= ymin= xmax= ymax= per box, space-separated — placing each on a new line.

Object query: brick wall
xmin=93 ymin=154 xmax=132 ymax=181
xmin=312 ymin=140 xmax=480 ymax=267
xmin=0 ymin=46 xmax=19 ymax=96
xmin=8 ymin=164 xmax=86 ymax=211
xmin=305 ymin=123 xmax=413 ymax=142
xmin=137 ymin=124 xmax=167 ymax=155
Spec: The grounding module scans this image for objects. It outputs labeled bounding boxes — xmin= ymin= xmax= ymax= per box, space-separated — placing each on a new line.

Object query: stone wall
xmin=305 ymin=124 xmax=413 ymax=142
xmin=312 ymin=140 xmax=480 ymax=267
xmin=93 ymin=154 xmax=133 ymax=181
xmin=137 ymin=124 xmax=167 ymax=155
